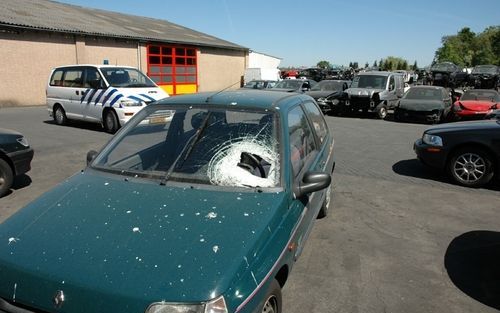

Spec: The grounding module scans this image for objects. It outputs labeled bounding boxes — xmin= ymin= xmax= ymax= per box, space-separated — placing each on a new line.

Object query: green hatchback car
xmin=0 ymin=90 xmax=335 ymax=313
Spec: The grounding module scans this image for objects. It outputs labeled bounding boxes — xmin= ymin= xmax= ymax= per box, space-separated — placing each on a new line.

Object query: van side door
xmin=81 ymin=67 xmax=107 ymax=123
xmin=61 ymin=67 xmax=86 ymax=120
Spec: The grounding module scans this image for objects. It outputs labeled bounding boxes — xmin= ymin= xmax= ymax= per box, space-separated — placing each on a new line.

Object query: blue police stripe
xmin=93 ymin=90 xmax=106 ymax=105
xmin=139 ymin=94 xmax=156 ymax=102
xmin=101 ymin=89 xmax=117 ymax=106
xmin=109 ymin=94 xmax=123 ymax=107
xmin=127 ymin=95 xmax=144 ymax=103
xmin=80 ymin=89 xmax=90 ymax=102
xmin=86 ymin=89 xmax=98 ymax=104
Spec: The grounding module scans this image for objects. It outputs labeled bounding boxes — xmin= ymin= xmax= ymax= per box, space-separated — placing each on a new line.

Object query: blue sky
xmin=58 ymin=0 xmax=499 ymax=68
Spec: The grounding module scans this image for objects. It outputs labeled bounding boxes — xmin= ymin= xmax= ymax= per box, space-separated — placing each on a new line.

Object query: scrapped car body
xmin=394 ymin=86 xmax=453 ymax=124
xmin=0 ymin=128 xmax=34 ymax=197
xmin=468 ymin=65 xmax=500 ymax=90
xmin=452 ymin=89 xmax=500 ymax=120
xmin=343 ymin=71 xmax=404 ymax=119
xmin=270 ymin=79 xmax=317 ymax=93
xmin=46 ymin=65 xmax=169 ymax=133
xmin=414 ymin=120 xmax=500 ymax=187
xmin=305 ymin=80 xmax=350 ymax=114
xmin=0 ymin=90 xmax=335 ymax=313
xmin=429 ymin=62 xmax=468 ymax=88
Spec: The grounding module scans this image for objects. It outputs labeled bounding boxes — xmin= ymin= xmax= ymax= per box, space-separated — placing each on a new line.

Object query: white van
xmin=46 ymin=65 xmax=169 ymax=133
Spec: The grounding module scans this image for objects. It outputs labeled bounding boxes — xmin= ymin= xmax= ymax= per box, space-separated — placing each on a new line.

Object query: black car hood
xmin=399 ymin=99 xmax=445 ymax=111
xmin=426 ymin=120 xmax=500 ymax=134
xmin=306 ymin=90 xmax=341 ymax=99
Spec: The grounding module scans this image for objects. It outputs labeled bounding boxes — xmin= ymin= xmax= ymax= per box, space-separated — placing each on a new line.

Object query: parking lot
xmin=1 ymin=106 xmax=499 ymax=313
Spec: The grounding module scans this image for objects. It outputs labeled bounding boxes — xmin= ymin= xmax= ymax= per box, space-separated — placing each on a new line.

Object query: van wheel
xmin=104 ymin=110 xmax=120 ymax=134
xmin=53 ymin=105 xmax=67 ymax=125
xmin=0 ymin=159 xmax=14 ymax=197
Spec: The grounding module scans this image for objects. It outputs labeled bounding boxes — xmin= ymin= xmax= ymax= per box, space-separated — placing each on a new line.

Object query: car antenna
xmin=205 ymin=81 xmax=241 ymax=103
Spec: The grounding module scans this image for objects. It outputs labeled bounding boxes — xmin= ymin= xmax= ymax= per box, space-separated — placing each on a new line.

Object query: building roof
xmin=0 ymin=0 xmax=247 ymax=51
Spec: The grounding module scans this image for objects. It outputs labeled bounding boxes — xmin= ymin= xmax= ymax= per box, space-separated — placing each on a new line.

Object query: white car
xmin=46 ymin=65 xmax=169 ymax=133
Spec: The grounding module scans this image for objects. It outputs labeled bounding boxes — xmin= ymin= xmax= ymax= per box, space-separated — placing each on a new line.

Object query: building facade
xmin=0 ymin=0 xmax=249 ymax=106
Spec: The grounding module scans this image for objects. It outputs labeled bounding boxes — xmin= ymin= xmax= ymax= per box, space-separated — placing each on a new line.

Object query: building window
xmin=147 ymin=44 xmax=198 ymax=95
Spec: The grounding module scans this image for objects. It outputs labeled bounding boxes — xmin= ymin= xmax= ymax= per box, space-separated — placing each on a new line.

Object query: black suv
xmin=468 ymin=65 xmax=500 ymax=90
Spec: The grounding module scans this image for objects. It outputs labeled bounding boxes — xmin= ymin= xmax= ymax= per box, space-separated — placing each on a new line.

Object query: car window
xmin=49 ymin=70 xmax=64 ymax=86
xmin=84 ymin=68 xmax=103 ymax=88
xmin=288 ymin=105 xmax=316 ymax=177
xmin=92 ymin=106 xmax=280 ymax=188
xmin=302 ymin=101 xmax=328 ymax=144
xmin=62 ymin=69 xmax=84 ymax=87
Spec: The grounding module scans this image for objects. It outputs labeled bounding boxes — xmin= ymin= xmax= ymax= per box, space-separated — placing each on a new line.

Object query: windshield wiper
xmin=159 ymin=112 xmax=212 ymax=185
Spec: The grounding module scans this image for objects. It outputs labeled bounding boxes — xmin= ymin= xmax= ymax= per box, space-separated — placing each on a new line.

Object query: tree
xmin=413 ymin=60 xmax=418 ymax=70
xmin=373 ymin=60 xmax=378 ymax=67
xmin=353 ymin=62 xmax=359 ymax=69
xmin=434 ymin=26 xmax=500 ymax=67
xmin=349 ymin=62 xmax=353 ymax=68
xmin=365 ymin=62 xmax=369 ymax=68
xmin=317 ymin=60 xmax=331 ymax=69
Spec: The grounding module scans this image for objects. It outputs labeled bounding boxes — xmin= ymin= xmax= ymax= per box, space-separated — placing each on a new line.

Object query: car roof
xmin=154 ymin=89 xmax=311 ymax=111
xmin=409 ymin=85 xmax=445 ymax=90
xmin=53 ymin=64 xmax=137 ymax=69
xmin=356 ymin=71 xmax=393 ymax=77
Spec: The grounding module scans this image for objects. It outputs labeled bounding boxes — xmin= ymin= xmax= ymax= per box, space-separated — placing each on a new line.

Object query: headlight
xmin=146 ymin=296 xmax=227 ymax=313
xmin=120 ymin=99 xmax=143 ymax=107
xmin=422 ymin=134 xmax=443 ymax=146
xmin=331 ymin=99 xmax=339 ymax=105
xmin=16 ymin=137 xmax=29 ymax=147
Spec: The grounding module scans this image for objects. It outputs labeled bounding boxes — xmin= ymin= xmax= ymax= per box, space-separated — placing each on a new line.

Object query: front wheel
xmin=53 ymin=105 xmax=67 ymax=125
xmin=260 ymin=279 xmax=282 ymax=313
xmin=376 ymin=104 xmax=388 ymax=119
xmin=104 ymin=110 xmax=120 ymax=134
xmin=447 ymin=148 xmax=494 ymax=187
xmin=0 ymin=159 xmax=14 ymax=197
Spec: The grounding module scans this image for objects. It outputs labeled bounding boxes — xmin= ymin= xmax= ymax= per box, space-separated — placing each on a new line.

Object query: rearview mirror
xmin=294 ymin=171 xmax=331 ymax=198
xmin=86 ymin=150 xmax=98 ymax=165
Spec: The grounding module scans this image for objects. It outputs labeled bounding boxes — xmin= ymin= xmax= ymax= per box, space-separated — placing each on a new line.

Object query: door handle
xmin=75 ymin=90 xmax=79 ymax=95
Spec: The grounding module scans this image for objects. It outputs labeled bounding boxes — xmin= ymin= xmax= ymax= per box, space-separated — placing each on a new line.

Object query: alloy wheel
xmin=452 ymin=152 xmax=486 ymax=184
xmin=262 ymin=295 xmax=278 ymax=313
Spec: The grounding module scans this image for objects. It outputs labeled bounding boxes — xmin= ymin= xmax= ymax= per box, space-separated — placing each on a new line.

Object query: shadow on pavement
xmin=43 ymin=119 xmax=104 ymax=132
xmin=12 ymin=174 xmax=32 ymax=190
xmin=392 ymin=159 xmax=500 ymax=191
xmin=444 ymin=231 xmax=500 ymax=310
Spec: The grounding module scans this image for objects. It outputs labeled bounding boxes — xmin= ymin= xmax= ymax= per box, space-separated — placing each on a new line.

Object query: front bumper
xmin=413 ymin=139 xmax=447 ymax=169
xmin=397 ymin=109 xmax=441 ymax=123
xmin=7 ymin=148 xmax=34 ymax=176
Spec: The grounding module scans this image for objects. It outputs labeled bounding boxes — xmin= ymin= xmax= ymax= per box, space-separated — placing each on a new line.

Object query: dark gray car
xmin=394 ymin=86 xmax=453 ymax=124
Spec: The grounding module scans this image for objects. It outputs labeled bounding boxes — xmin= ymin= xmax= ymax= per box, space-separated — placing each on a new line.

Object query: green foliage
xmin=435 ymin=26 xmax=500 ymax=66
xmin=379 ymin=56 xmax=408 ymax=71
xmin=316 ymin=60 xmax=332 ymax=69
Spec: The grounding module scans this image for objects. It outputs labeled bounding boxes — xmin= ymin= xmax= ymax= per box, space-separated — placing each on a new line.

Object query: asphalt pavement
xmin=0 ymin=106 xmax=499 ymax=313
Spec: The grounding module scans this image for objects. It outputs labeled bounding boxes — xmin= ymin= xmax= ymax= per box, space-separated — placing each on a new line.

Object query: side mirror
xmin=294 ymin=171 xmax=331 ymax=198
xmin=86 ymin=150 xmax=98 ymax=165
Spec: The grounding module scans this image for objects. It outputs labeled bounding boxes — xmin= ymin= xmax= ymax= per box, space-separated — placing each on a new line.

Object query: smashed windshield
xmin=431 ymin=63 xmax=456 ymax=72
xmin=471 ymin=65 xmax=498 ymax=74
xmin=91 ymin=105 xmax=280 ymax=188
xmin=273 ymin=80 xmax=303 ymax=89
xmin=101 ymin=67 xmax=157 ymax=88
xmin=310 ymin=81 xmax=344 ymax=91
xmin=461 ymin=90 xmax=500 ymax=102
xmin=403 ymin=88 xmax=442 ymax=100
xmin=351 ymin=75 xmax=387 ymax=89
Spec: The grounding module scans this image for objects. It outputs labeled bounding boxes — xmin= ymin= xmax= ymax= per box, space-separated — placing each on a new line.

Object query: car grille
xmin=349 ymin=95 xmax=370 ymax=107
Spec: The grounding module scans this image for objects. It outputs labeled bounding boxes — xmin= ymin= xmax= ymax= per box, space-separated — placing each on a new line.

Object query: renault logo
xmin=53 ymin=290 xmax=65 ymax=309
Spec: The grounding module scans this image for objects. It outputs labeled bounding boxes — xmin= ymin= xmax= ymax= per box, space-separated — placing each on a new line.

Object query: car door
xmin=61 ymin=67 xmax=86 ymax=120
xmin=82 ymin=67 xmax=107 ymax=123
xmin=286 ymin=102 xmax=330 ymax=259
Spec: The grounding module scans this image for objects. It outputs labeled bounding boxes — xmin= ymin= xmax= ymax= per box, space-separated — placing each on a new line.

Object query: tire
xmin=394 ymin=109 xmax=402 ymax=122
xmin=376 ymin=104 xmax=388 ymax=119
xmin=447 ymin=147 xmax=494 ymax=187
xmin=0 ymin=158 xmax=14 ymax=197
xmin=317 ymin=184 xmax=332 ymax=219
xmin=104 ymin=110 xmax=120 ymax=134
xmin=53 ymin=105 xmax=67 ymax=125
xmin=260 ymin=279 xmax=282 ymax=313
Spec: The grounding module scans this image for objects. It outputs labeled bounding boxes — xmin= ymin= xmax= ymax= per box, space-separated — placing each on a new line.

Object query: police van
xmin=46 ymin=65 xmax=169 ymax=133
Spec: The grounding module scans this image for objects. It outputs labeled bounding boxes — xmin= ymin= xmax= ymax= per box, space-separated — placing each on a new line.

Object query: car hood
xmin=426 ymin=120 xmax=500 ymax=134
xmin=0 ymin=171 xmax=286 ymax=312
xmin=345 ymin=87 xmax=383 ymax=97
xmin=399 ymin=99 xmax=445 ymax=111
xmin=305 ymin=90 xmax=341 ymax=99
xmin=457 ymin=100 xmax=497 ymax=111
xmin=0 ymin=128 xmax=22 ymax=137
